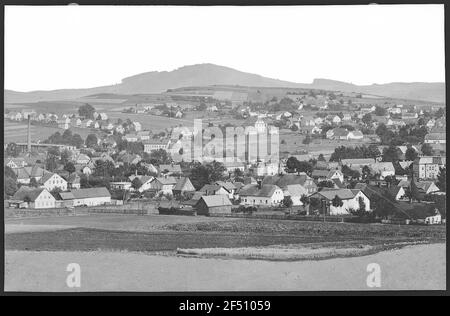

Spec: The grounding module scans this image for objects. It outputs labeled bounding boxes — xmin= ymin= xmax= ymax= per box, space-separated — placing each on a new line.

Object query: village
xmin=4 ymin=91 xmax=447 ymax=226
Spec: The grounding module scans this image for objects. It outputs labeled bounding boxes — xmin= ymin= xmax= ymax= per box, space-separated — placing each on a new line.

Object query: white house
xmin=71 ymin=187 xmax=111 ymax=207
xmin=309 ymin=188 xmax=371 ymax=215
xmin=12 ymin=187 xmax=56 ymax=209
xmin=240 ymin=184 xmax=284 ymax=207
xmin=283 ymin=184 xmax=308 ymax=206
xmin=39 ymin=172 xmax=68 ymax=192
xmin=347 ymin=130 xmax=364 ymax=140
xmin=132 ymin=122 xmax=142 ymax=132
xmin=150 ymin=177 xmax=177 ymax=195
xmin=370 ymin=162 xmax=395 ymax=180
xmin=413 ymin=156 xmax=446 ymax=180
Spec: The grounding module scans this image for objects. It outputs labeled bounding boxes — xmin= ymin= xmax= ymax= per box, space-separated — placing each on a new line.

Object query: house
xmin=342 ymin=113 xmax=352 ymax=121
xmin=388 ymin=186 xmax=406 ymax=200
xmin=341 ymin=158 xmax=375 ymax=170
xmin=66 ymin=173 xmax=81 ymax=189
xmin=240 ymin=184 xmax=284 ymax=206
xmin=262 ymin=173 xmax=317 ymax=195
xmin=175 ymin=111 xmax=183 ymax=118
xmin=119 ymin=154 xmax=141 ymax=165
xmin=99 ymin=112 xmax=108 ymax=120
xmin=415 ymin=181 xmax=441 ymax=195
xmin=93 ymin=121 xmax=100 ymax=129
xmin=115 ymin=125 xmax=125 ymax=134
xmin=14 ymin=166 xmax=51 ymax=184
xmin=252 ymin=161 xmax=279 ymax=176
xmin=370 ymin=162 xmax=395 ymax=180
xmin=402 ymin=112 xmax=418 ymax=119
xmin=143 ymin=139 xmax=169 ymax=152
xmin=4 ymin=157 xmax=27 ymax=169
xmin=309 ymin=188 xmax=371 ymax=215
xmin=360 ymin=105 xmax=376 ymax=113
xmin=393 ymin=202 xmax=442 ymax=225
xmin=11 ymin=187 xmax=56 ymax=209
xmin=150 ymin=177 xmax=177 ymax=195
xmin=38 ymin=172 xmax=68 ymax=191
xmin=347 ymin=130 xmax=364 ymax=140
xmin=141 ymin=162 xmax=159 ymax=174
xmin=207 ymin=105 xmax=218 ymax=112
xmin=326 ymin=127 xmax=349 ymax=140
xmin=311 ymin=169 xmax=344 ymax=183
xmin=159 ymin=164 xmax=182 ymax=176
xmin=195 ymin=195 xmax=232 ymax=215
xmin=283 ymin=184 xmax=308 ymax=206
xmin=413 ymin=156 xmax=446 ymax=180
xmin=224 ymin=161 xmax=246 ymax=173
xmin=57 ymin=119 xmax=70 ymax=130
xmin=137 ymin=131 xmax=151 ymax=141
xmin=71 ymin=187 xmax=111 ymax=207
xmin=199 ymin=184 xmax=230 ymax=196
xmin=424 ymin=133 xmax=446 ymax=145
xmin=173 ymin=177 xmax=196 ymax=197
xmin=110 ymin=182 xmax=132 ymax=191
xmin=123 ymin=133 xmax=139 ymax=142
xmin=327 ymin=115 xmax=341 ymax=124
xmin=133 ymin=175 xmax=154 ymax=193
xmin=73 ymin=153 xmax=91 ymax=165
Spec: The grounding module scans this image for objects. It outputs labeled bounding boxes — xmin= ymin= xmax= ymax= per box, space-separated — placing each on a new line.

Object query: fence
xmin=210 ymin=212 xmax=355 ymax=222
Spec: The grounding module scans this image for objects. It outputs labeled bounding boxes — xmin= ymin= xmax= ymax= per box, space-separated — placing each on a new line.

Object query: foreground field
xmin=5 ymin=243 xmax=445 ymax=291
xmin=5 ymin=215 xmax=445 ymax=254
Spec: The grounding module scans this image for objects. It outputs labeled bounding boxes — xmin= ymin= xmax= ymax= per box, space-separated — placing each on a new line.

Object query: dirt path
xmin=5 ymin=243 xmax=445 ymax=292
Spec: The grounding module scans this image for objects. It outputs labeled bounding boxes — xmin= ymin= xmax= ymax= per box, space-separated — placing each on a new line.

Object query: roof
xmin=331 ymin=128 xmax=349 ymax=137
xmin=425 ymin=133 xmax=446 ymax=141
xmin=154 ymin=177 xmax=177 ymax=185
xmin=59 ymin=192 xmax=75 ymax=200
xmin=415 ymin=181 xmax=439 ymax=193
xmin=70 ymin=187 xmax=111 ymax=199
xmin=262 ymin=174 xmax=312 ymax=189
xmin=198 ymin=195 xmax=232 ymax=207
xmin=393 ymin=202 xmax=439 ymax=220
xmin=285 ymin=184 xmax=305 ymax=197
xmin=215 ymin=181 xmax=237 ymax=192
xmin=314 ymin=188 xmax=360 ymax=200
xmin=12 ymin=186 xmax=48 ymax=202
xmin=415 ymin=156 xmax=446 ymax=165
xmin=370 ymin=162 xmax=395 ymax=173
xmin=173 ymin=177 xmax=195 ymax=191
xmin=239 ymin=184 xmax=281 ymax=197
xmin=159 ymin=164 xmax=182 ymax=173
xmin=341 ymin=158 xmax=375 ymax=166
xmin=311 ymin=169 xmax=331 ymax=178
xmin=38 ymin=172 xmax=59 ymax=184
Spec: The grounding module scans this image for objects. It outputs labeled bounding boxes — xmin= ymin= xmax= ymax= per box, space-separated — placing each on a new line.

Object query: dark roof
xmin=70 ymin=187 xmax=111 ymax=199
xmin=262 ymin=174 xmax=310 ymax=188
xmin=173 ymin=177 xmax=195 ymax=191
xmin=198 ymin=195 xmax=232 ymax=207
xmin=12 ymin=186 xmax=48 ymax=202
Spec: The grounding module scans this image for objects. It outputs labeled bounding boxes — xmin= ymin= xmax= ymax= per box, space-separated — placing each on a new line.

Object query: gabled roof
xmin=70 ymin=187 xmax=111 ymax=199
xmin=262 ymin=174 xmax=312 ymax=189
xmin=173 ymin=177 xmax=195 ymax=191
xmin=159 ymin=164 xmax=182 ymax=173
xmin=12 ymin=186 xmax=48 ymax=202
xmin=59 ymin=192 xmax=75 ymax=200
xmin=198 ymin=195 xmax=232 ymax=207
xmin=154 ymin=177 xmax=177 ymax=185
xmin=313 ymin=188 xmax=361 ymax=201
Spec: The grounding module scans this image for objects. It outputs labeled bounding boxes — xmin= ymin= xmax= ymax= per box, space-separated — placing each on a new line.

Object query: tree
xmin=45 ymin=155 xmax=58 ymax=172
xmin=382 ymin=145 xmax=400 ymax=162
xmin=131 ymin=177 xmax=143 ymax=191
xmin=405 ymin=146 xmax=418 ymax=161
xmin=358 ymin=196 xmax=366 ymax=212
xmin=374 ymin=106 xmax=387 ymax=116
xmin=71 ymin=134 xmax=84 ymax=148
xmin=85 ymin=134 xmax=98 ymax=148
xmin=4 ymin=166 xmax=17 ymax=180
xmin=421 ymin=143 xmax=434 ymax=156
xmin=318 ymin=180 xmax=334 ymax=189
xmin=29 ymin=178 xmax=38 ymax=187
xmin=78 ymin=103 xmax=96 ymax=119
xmin=282 ymin=196 xmax=293 ymax=208
xmin=362 ymin=165 xmax=372 ymax=180
xmin=290 ymin=124 xmax=298 ymax=132
xmin=372 ymin=192 xmax=396 ymax=219
xmin=317 ymin=154 xmax=326 ymax=162
xmin=331 ymin=195 xmax=343 ymax=208
xmin=5 ymin=143 xmax=21 ymax=157
xmin=64 ymin=162 xmax=76 ymax=175
xmin=362 ymin=113 xmax=372 ymax=125
xmin=4 ymin=177 xmax=18 ymax=196
xmin=436 ymin=167 xmax=446 ymax=192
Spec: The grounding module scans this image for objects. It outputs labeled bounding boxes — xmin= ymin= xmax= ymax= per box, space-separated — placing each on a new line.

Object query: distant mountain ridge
xmin=4 ymin=63 xmax=445 ymax=103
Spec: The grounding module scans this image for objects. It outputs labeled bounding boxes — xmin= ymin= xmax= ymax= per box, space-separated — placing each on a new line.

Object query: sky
xmin=4 ymin=4 xmax=445 ymax=92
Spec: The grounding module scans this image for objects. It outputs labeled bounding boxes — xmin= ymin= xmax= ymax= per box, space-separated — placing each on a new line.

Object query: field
xmin=5 ymin=215 xmax=445 ymax=253
xmin=4 ymin=120 xmax=104 ymax=143
xmin=4 ymin=215 xmax=446 ymax=291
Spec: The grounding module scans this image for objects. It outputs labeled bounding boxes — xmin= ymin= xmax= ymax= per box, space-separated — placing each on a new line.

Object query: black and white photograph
xmin=2 ymin=3 xmax=447 ymax=295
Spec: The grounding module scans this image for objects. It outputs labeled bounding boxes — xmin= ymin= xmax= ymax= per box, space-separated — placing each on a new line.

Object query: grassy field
xmin=4 ymin=215 xmax=445 ymax=253
xmin=4 ymin=120 xmax=105 ymax=143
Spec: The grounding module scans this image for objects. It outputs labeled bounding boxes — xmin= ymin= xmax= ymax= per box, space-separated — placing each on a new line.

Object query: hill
xmin=4 ymin=63 xmax=445 ymax=104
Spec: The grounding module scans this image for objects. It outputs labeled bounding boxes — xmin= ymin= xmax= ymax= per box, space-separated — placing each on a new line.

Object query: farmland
xmin=5 ymin=215 xmax=445 ymax=253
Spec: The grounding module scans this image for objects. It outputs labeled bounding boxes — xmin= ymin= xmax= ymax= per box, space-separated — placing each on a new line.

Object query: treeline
xmin=44 ymin=130 xmax=84 ymax=148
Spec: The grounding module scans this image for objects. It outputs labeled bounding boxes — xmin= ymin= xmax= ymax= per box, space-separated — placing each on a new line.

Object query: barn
xmin=195 ymin=195 xmax=232 ymax=216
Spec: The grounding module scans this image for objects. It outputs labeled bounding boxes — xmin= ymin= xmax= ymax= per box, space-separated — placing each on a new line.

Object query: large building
xmin=413 ymin=156 xmax=446 ymax=180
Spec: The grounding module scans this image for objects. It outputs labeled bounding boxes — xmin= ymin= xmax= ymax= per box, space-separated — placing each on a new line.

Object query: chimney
xmin=27 ymin=115 xmax=31 ymax=152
